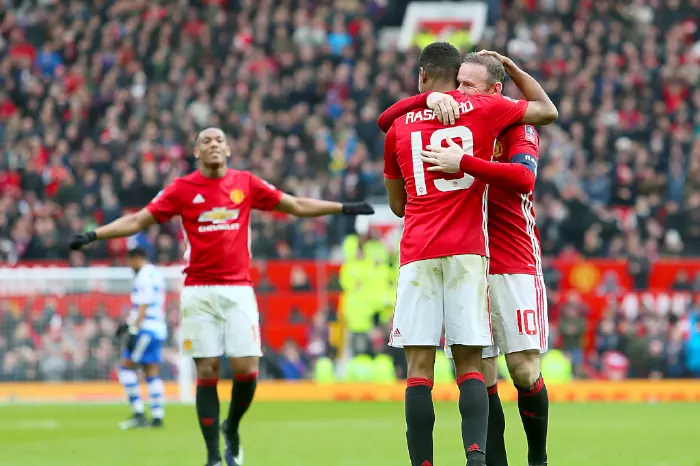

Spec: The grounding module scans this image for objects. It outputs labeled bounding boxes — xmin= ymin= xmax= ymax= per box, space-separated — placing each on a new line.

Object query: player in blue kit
xmin=117 ymin=247 xmax=167 ymax=429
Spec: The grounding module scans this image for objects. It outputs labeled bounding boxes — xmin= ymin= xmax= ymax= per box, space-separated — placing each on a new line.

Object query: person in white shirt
xmin=117 ymin=248 xmax=168 ymax=430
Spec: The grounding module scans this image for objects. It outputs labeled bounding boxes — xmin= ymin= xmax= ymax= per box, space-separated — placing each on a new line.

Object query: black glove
xmin=115 ymin=322 xmax=129 ymax=339
xmin=69 ymin=231 xmax=97 ymax=250
xmin=126 ymin=333 xmax=139 ymax=352
xmin=341 ymin=202 xmax=374 ymax=215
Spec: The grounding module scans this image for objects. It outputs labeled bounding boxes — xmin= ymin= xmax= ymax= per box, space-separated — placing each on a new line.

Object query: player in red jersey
xmin=383 ymin=43 xmax=556 ymax=466
xmin=380 ymin=51 xmax=551 ymax=466
xmin=69 ymin=127 xmax=374 ymax=466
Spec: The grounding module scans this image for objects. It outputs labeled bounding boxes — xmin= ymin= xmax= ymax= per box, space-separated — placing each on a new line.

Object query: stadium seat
xmin=344 ymin=355 xmax=375 ymax=383
xmin=313 ymin=357 xmax=336 ymax=384
xmin=434 ymin=350 xmax=455 ymax=384
xmin=372 ymin=354 xmax=397 ymax=383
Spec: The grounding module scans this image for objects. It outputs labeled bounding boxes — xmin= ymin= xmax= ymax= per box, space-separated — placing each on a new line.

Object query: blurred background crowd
xmin=1 ymin=0 xmax=700 ymax=382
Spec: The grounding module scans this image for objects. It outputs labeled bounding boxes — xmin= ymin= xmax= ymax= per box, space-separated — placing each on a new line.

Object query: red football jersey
xmin=488 ymin=124 xmax=542 ymax=275
xmin=146 ymin=169 xmax=283 ymax=286
xmin=384 ymin=90 xmax=528 ymax=266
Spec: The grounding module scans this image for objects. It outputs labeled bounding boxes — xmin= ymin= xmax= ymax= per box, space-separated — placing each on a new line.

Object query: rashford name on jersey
xmin=384 ymin=90 xmax=528 ymax=266
xmin=488 ymin=124 xmax=543 ymax=276
xmin=146 ymin=169 xmax=283 ymax=286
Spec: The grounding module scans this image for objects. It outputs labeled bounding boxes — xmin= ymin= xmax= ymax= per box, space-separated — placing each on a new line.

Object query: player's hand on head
xmin=427 ymin=92 xmax=460 ymax=125
xmin=420 ymin=138 xmax=463 ymax=174
xmin=477 ymin=49 xmax=508 ymax=64
xmin=69 ymin=231 xmax=97 ymax=250
xmin=341 ymin=202 xmax=375 ymax=215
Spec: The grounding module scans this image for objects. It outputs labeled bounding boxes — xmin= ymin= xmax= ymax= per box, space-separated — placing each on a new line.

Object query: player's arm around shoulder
xmin=420 ymin=128 xmax=537 ymax=194
xmin=521 ymin=97 xmax=558 ymax=126
xmin=500 ymin=124 xmax=540 ymax=191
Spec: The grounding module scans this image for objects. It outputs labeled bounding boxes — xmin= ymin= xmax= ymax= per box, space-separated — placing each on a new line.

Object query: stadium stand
xmin=1 ymin=0 xmax=700 ymax=382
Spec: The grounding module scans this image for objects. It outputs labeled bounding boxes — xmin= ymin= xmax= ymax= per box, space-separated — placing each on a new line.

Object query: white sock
xmin=118 ymin=367 xmax=144 ymax=414
xmin=147 ymin=376 xmax=165 ymax=419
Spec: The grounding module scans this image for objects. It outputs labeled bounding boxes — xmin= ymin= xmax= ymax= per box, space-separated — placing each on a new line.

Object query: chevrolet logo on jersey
xmin=198 ymin=208 xmax=240 ymax=224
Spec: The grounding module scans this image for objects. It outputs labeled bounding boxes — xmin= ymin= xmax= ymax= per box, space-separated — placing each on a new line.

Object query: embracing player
xmin=70 ymin=127 xmax=374 ymax=466
xmin=380 ymin=51 xmax=552 ymax=466
xmin=382 ymin=43 xmax=556 ymax=466
xmin=117 ymin=247 xmax=167 ymax=430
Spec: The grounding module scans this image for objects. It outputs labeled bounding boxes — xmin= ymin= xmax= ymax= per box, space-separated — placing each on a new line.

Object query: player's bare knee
xmin=451 ymin=345 xmax=482 ymax=376
xmin=120 ymin=358 xmax=136 ymax=369
xmin=480 ymin=357 xmax=499 ymax=387
xmin=144 ymin=364 xmax=160 ymax=378
xmin=229 ymin=356 xmax=259 ymax=376
xmin=506 ymin=350 xmax=540 ymax=387
xmin=405 ymin=346 xmax=436 ymax=380
xmin=194 ymin=357 xmax=221 ymax=380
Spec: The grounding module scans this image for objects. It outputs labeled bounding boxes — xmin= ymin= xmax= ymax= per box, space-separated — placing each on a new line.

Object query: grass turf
xmin=1 ymin=401 xmax=698 ymax=466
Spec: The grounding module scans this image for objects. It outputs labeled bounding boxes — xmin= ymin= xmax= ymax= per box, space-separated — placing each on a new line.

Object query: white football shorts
xmin=389 ymin=254 xmax=492 ymax=349
xmin=481 ymin=273 xmax=549 ymax=358
xmin=179 ymin=285 xmax=262 ymax=358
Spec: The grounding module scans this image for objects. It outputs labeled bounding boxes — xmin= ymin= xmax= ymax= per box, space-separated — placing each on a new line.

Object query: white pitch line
xmin=0 ymin=420 xmax=59 ymax=430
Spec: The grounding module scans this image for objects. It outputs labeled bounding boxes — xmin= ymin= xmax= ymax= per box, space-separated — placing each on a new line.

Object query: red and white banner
xmin=398 ymin=2 xmax=488 ymax=51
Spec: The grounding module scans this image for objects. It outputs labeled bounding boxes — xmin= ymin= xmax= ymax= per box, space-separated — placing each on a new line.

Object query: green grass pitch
xmin=1 ymin=401 xmax=698 ymax=465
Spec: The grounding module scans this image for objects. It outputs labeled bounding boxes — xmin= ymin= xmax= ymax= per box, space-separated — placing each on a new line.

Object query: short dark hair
xmin=127 ymin=247 xmax=147 ymax=259
xmin=195 ymin=127 xmax=225 ymax=145
xmin=418 ymin=42 xmax=462 ymax=83
xmin=462 ymin=52 xmax=506 ymax=85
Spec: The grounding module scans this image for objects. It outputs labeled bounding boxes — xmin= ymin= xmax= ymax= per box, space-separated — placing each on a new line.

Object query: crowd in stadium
xmin=3 ymin=234 xmax=700 ymax=382
xmin=1 ymin=0 xmax=700 ymax=381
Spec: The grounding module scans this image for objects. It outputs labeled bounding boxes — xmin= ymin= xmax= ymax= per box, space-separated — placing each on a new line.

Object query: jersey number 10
xmin=517 ymin=309 xmax=538 ymax=336
xmin=410 ymin=126 xmax=476 ymax=196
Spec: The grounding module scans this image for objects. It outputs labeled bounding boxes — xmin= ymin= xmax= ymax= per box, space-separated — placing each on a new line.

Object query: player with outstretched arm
xmin=382 ymin=43 xmax=556 ymax=466
xmin=69 ymin=127 xmax=374 ymax=466
xmin=379 ymin=51 xmax=552 ymax=466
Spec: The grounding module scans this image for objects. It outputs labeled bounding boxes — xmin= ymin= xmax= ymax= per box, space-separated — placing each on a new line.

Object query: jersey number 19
xmin=410 ymin=126 xmax=476 ymax=196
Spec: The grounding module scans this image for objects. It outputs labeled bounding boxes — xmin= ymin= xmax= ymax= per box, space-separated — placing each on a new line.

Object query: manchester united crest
xmin=493 ymin=140 xmax=503 ymax=159
xmin=230 ymin=189 xmax=245 ymax=204
xmin=569 ymin=263 xmax=600 ymax=293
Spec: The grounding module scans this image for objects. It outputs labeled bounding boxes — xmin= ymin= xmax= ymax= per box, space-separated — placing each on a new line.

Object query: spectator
xmin=278 ymin=340 xmax=307 ymax=380
xmin=1 ymin=0 xmax=700 ymax=384
xmin=307 ymin=311 xmax=331 ymax=359
xmin=290 ymin=266 xmax=313 ymax=291
xmin=595 ymin=312 xmax=621 ymax=361
xmin=671 ymin=271 xmax=693 ymax=291
xmin=558 ymin=298 xmax=587 ymax=374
